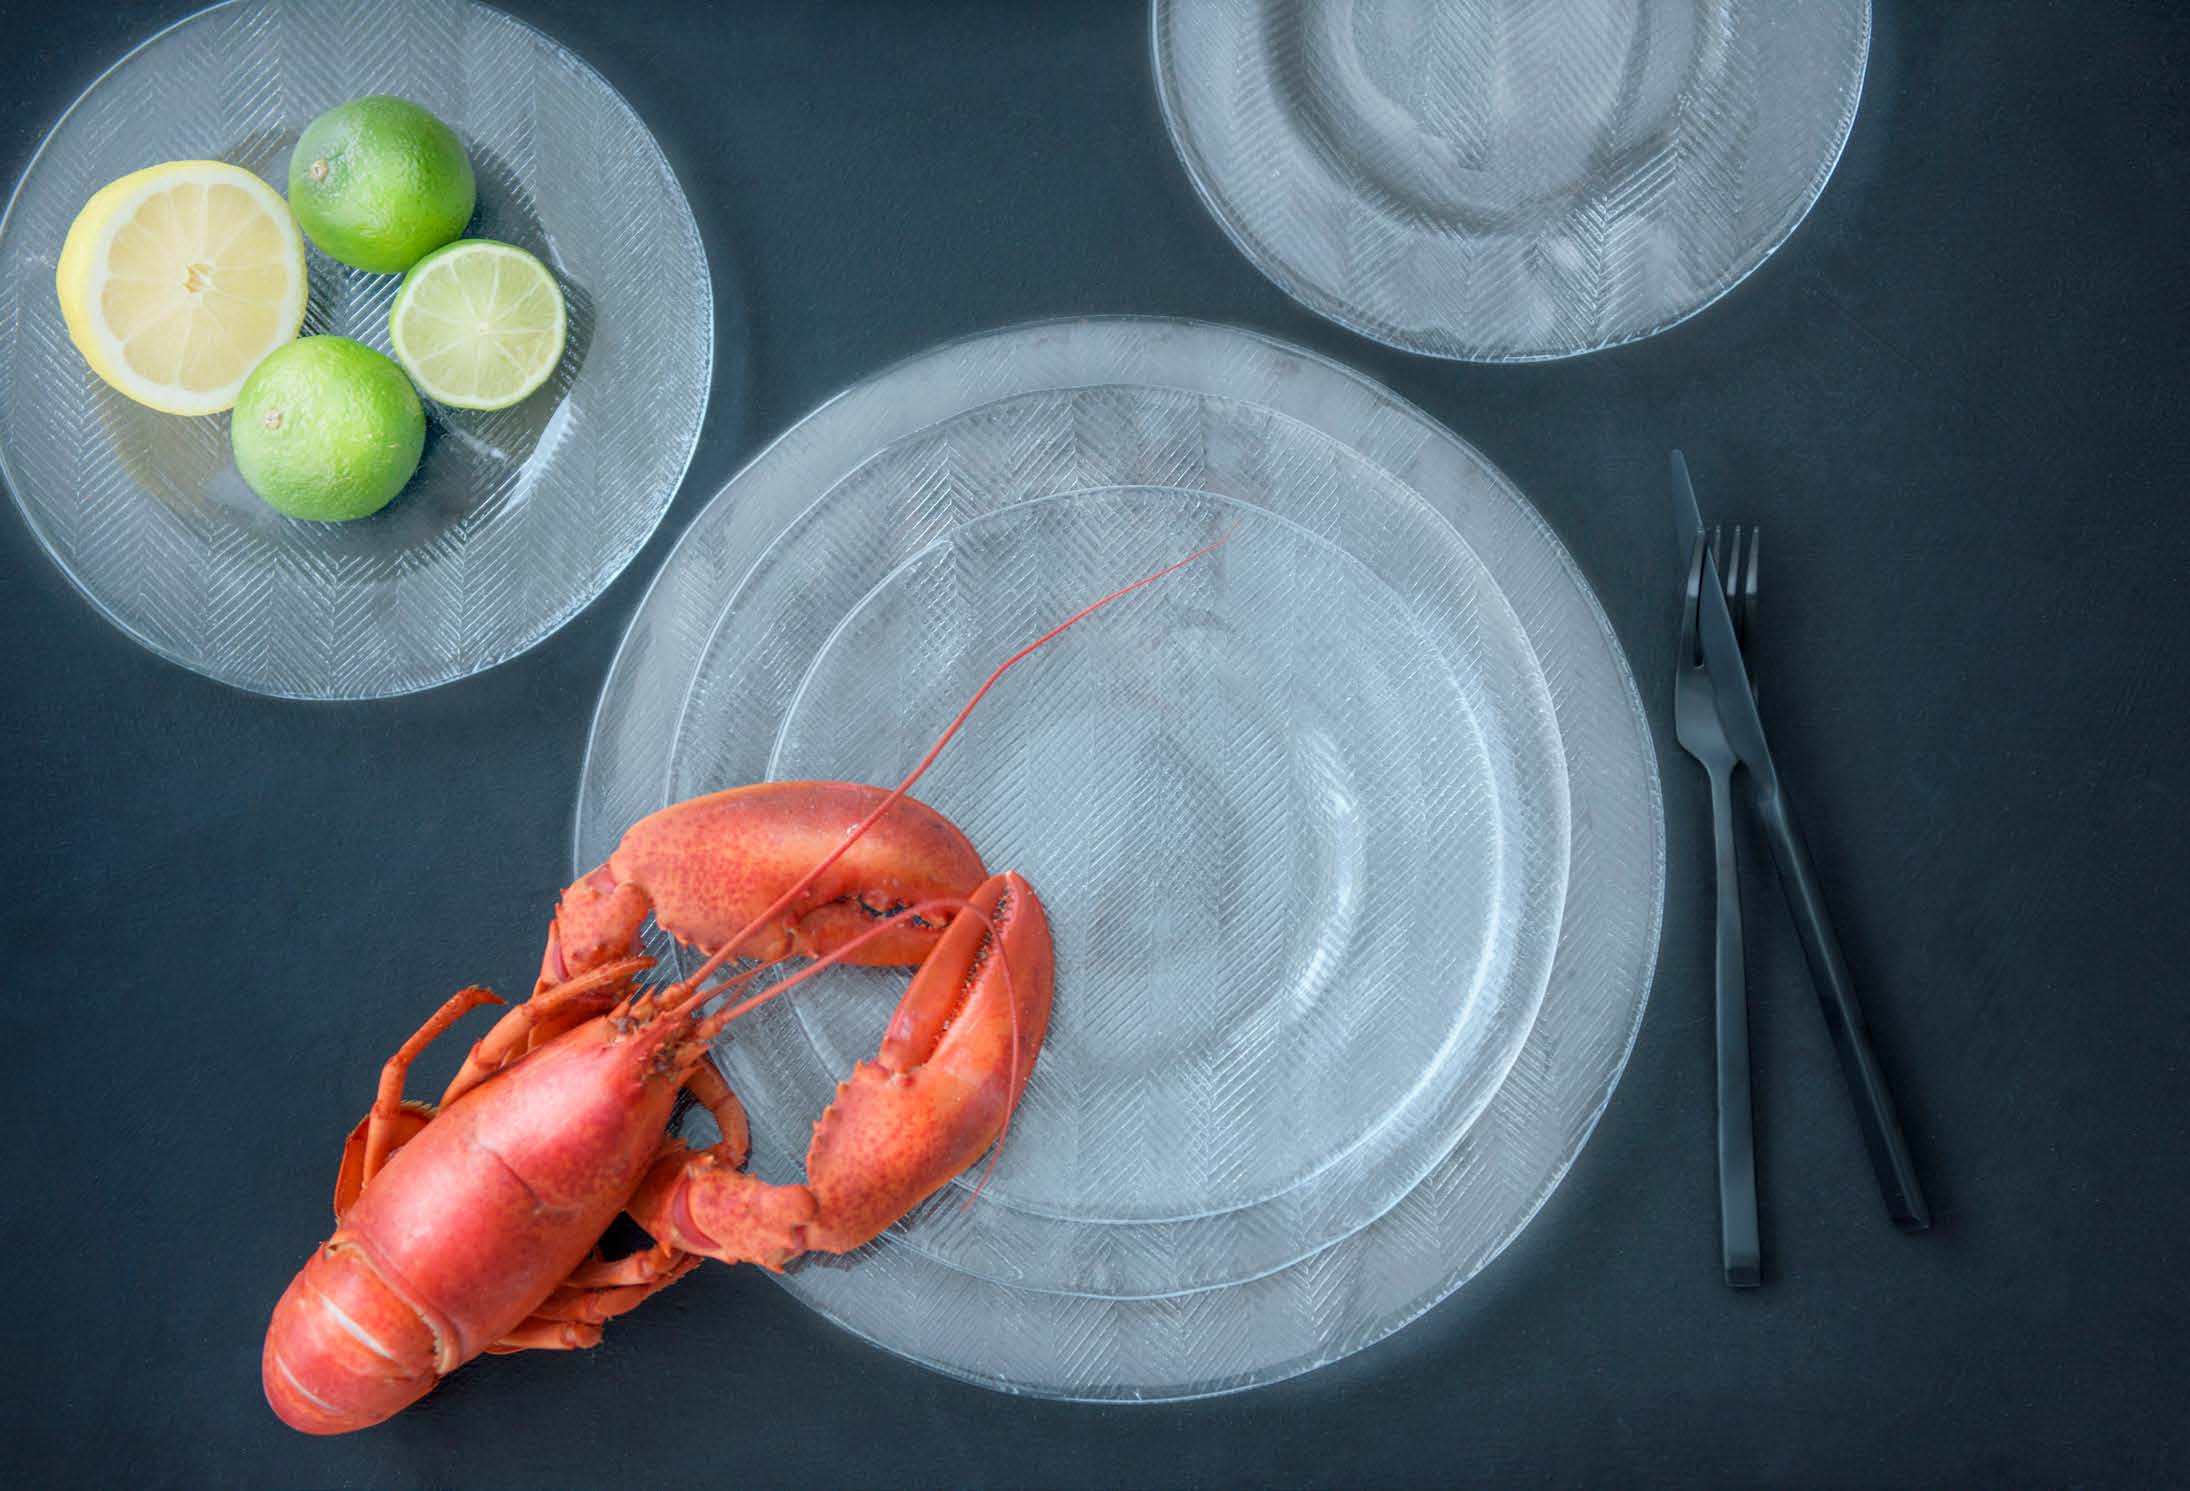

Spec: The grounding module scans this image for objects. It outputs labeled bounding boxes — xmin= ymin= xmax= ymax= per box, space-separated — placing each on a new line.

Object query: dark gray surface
xmin=2 ymin=3 xmax=2184 ymax=1487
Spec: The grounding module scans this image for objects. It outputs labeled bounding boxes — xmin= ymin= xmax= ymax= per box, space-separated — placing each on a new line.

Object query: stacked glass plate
xmin=576 ymin=317 xmax=1664 ymax=1399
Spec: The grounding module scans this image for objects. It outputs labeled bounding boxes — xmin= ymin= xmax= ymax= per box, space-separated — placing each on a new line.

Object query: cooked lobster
xmin=262 ymin=543 xmax=1216 ymax=1434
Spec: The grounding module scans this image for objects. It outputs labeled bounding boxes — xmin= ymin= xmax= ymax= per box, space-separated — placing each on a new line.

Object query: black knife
xmin=1670 ymin=451 xmax=1931 ymax=1231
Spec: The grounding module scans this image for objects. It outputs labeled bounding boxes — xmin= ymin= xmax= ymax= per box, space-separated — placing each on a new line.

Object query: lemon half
xmin=56 ymin=160 xmax=309 ymax=416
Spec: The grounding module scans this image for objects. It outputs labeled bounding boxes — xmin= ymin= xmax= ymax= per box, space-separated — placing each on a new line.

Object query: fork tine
xmin=1716 ymin=526 xmax=1741 ymax=643
xmin=1723 ymin=526 xmax=1738 ymax=625
xmin=1742 ymin=527 xmax=1760 ymax=637
xmin=1737 ymin=528 xmax=1758 ymax=692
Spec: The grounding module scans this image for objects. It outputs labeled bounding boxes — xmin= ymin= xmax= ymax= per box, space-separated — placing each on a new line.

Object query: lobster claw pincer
xmin=629 ymin=871 xmax=1054 ymax=1269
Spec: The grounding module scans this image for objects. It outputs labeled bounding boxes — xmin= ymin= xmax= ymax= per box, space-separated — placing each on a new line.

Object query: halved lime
xmin=388 ymin=239 xmax=566 ymax=411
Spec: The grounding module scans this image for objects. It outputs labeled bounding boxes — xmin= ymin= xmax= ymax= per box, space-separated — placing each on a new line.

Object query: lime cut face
xmin=389 ymin=239 xmax=567 ymax=411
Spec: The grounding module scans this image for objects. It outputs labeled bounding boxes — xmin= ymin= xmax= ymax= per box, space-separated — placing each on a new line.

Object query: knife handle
xmin=1753 ymin=783 xmax=1932 ymax=1230
xmin=1709 ymin=767 xmax=1761 ymax=1287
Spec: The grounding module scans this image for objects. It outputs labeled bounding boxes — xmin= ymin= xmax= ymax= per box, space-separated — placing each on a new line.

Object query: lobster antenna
xmin=676 ymin=958 xmax=776 ymax=1017
xmin=668 ymin=529 xmax=1234 ymax=1017
xmin=690 ymin=897 xmax=981 ymax=1037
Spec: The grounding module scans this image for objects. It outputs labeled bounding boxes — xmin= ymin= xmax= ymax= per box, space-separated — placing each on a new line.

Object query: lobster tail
xmin=262 ymin=1237 xmax=447 ymax=1435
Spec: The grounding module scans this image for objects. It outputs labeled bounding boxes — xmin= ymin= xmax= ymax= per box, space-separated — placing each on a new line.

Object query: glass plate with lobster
xmin=573 ymin=317 xmax=1663 ymax=1400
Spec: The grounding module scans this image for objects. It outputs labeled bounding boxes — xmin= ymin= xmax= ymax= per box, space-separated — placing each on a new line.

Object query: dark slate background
xmin=1 ymin=3 xmax=2183 ymax=1487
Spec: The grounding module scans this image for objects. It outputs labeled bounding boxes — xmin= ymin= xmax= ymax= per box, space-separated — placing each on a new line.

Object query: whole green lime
xmin=288 ymin=96 xmax=476 ymax=274
xmin=231 ymin=337 xmax=426 ymax=521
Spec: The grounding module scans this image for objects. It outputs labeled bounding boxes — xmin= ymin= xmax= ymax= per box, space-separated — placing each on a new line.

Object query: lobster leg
xmin=331 ymin=986 xmax=503 ymax=1220
xmin=536 ymin=1259 xmax=702 ymax=1324
xmin=488 ymin=1321 xmax=600 ymax=1353
xmin=438 ymin=956 xmax=652 ymax=1109
xmin=484 ymin=1251 xmax=703 ymax=1355
xmin=361 ymin=987 xmax=502 ymax=1180
xmin=564 ymin=1244 xmax=682 ymax=1289
xmin=682 ymin=1060 xmax=751 ymax=1170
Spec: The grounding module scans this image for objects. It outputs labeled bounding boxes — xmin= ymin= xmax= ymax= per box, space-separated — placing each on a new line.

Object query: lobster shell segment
xmin=262 ymin=1239 xmax=447 ymax=1436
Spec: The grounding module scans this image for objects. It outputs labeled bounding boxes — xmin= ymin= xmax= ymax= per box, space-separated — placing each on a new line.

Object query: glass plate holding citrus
xmin=0 ymin=0 xmax=711 ymax=698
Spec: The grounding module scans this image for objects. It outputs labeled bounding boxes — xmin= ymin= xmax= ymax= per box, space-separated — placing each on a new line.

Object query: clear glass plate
xmin=577 ymin=318 xmax=1664 ymax=1396
xmin=655 ymin=427 xmax=1569 ymax=1297
xmin=1153 ymin=0 xmax=1871 ymax=362
xmin=0 ymin=0 xmax=712 ymax=698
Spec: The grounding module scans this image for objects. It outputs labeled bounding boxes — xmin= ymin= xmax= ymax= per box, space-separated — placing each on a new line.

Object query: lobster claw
xmin=541 ymin=782 xmax=989 ymax=987
xmin=630 ymin=872 xmax=1054 ymax=1268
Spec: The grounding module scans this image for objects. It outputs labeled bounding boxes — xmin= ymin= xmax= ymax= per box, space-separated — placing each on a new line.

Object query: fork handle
xmin=1753 ymin=783 xmax=1932 ymax=1231
xmin=1709 ymin=767 xmax=1761 ymax=1287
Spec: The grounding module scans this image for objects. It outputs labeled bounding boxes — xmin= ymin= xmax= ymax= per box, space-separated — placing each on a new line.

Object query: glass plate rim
xmin=0 ymin=0 xmax=716 ymax=700
xmin=575 ymin=315 xmax=1666 ymax=1397
xmin=1147 ymin=0 xmax=1874 ymax=364
xmin=641 ymin=413 xmax=1572 ymax=1287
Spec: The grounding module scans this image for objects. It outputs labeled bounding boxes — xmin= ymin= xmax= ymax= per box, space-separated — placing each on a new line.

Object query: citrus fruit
xmin=229 ymin=336 xmax=425 ymax=521
xmin=388 ymin=239 xmax=567 ymax=410
xmin=288 ymin=96 xmax=476 ymax=274
xmin=54 ymin=160 xmax=309 ymax=416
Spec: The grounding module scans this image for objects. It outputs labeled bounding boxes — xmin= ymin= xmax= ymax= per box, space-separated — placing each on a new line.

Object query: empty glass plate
xmin=577 ymin=318 xmax=1664 ymax=1397
xmin=1153 ymin=0 xmax=1872 ymax=361
xmin=0 ymin=0 xmax=712 ymax=697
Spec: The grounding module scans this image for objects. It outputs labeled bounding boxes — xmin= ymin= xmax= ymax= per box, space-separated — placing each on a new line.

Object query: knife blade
xmin=1669 ymin=451 xmax=1770 ymax=778
xmin=1666 ymin=450 xmax=1931 ymax=1230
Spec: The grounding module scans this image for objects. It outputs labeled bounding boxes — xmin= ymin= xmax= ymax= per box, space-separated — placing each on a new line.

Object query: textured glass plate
xmin=0 ymin=0 xmax=711 ymax=698
xmin=1153 ymin=0 xmax=1870 ymax=362
xmin=578 ymin=318 xmax=1663 ymax=1397
xmin=656 ymin=442 xmax=1568 ymax=1298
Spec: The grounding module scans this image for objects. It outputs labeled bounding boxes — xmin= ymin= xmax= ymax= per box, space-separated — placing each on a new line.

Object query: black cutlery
xmin=1670 ymin=451 xmax=1931 ymax=1235
xmin=1672 ymin=530 xmax=1761 ymax=1287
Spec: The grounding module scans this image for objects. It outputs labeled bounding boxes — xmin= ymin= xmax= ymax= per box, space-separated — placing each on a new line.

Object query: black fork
xmin=1672 ymin=533 xmax=1761 ymax=1288
xmin=1714 ymin=525 xmax=1760 ymax=668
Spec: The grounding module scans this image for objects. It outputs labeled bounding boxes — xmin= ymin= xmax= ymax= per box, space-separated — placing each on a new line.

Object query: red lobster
xmin=261 ymin=544 xmax=1218 ymax=1434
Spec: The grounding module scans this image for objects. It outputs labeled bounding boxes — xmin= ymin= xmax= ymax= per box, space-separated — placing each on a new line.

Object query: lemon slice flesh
xmin=388 ymin=240 xmax=566 ymax=411
xmin=55 ymin=160 xmax=309 ymax=416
